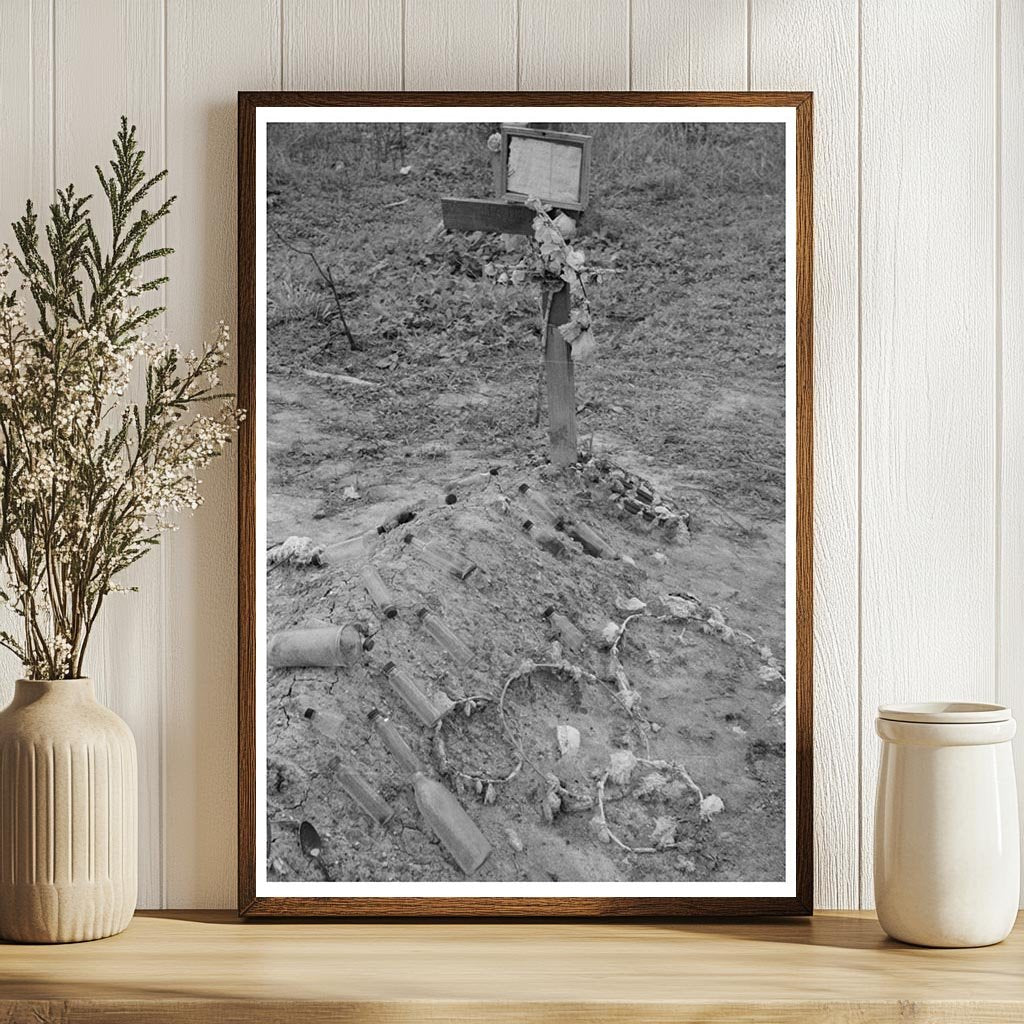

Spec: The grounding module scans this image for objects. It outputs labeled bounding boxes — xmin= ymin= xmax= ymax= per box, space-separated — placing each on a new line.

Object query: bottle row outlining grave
xmin=560 ymin=518 xmax=614 ymax=559
xmin=415 ymin=604 xmax=473 ymax=665
xmin=443 ymin=466 xmax=499 ymax=501
xmin=361 ymin=564 xmax=398 ymax=619
xmin=324 ymin=529 xmax=379 ymax=564
xmin=267 ymin=624 xmax=372 ymax=669
xmin=307 ymin=722 xmax=395 ymax=825
xmin=403 ymin=534 xmax=477 ymax=580
xmin=377 ymin=503 xmax=419 ymax=535
xmin=543 ymin=605 xmax=585 ymax=653
xmin=517 ymin=482 xmax=561 ymax=527
xmin=369 ymin=709 xmax=492 ymax=876
xmin=368 ymin=707 xmax=423 ymax=774
xmin=327 ymin=756 xmax=395 ymax=825
xmin=521 ymin=518 xmax=566 ymax=558
xmin=303 ymin=706 xmax=346 ymax=741
xmin=382 ymin=661 xmax=452 ymax=728
xmin=517 ymin=481 xmax=614 ymax=558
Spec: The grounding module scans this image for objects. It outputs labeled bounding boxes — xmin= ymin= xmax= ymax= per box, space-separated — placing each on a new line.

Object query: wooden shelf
xmin=2 ymin=910 xmax=1022 ymax=1022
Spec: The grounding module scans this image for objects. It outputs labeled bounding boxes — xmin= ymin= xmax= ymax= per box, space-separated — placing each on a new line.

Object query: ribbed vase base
xmin=0 ymin=678 xmax=138 ymax=945
xmin=0 ymin=880 xmax=135 ymax=943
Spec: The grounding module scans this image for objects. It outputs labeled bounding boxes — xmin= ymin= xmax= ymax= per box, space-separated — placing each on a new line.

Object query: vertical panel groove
xmin=49 ymin=0 xmax=55 ymax=196
xmin=855 ymin=0 xmax=864 ymax=909
xmin=514 ymin=0 xmax=520 ymax=89
xmin=745 ymin=0 xmax=751 ymax=89
xmin=994 ymin=0 xmax=1003 ymax=707
xmin=1000 ymin=0 xmax=1024 ymax=906
xmin=627 ymin=0 xmax=633 ymax=89
xmin=160 ymin=0 xmax=169 ymax=909
xmin=28 ymin=0 xmax=35 ymax=192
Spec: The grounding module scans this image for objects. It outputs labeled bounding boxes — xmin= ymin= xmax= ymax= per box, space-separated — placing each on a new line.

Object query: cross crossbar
xmin=440 ymin=197 xmax=535 ymax=236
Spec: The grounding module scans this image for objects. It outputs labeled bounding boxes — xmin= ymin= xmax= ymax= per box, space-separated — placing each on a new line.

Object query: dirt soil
xmin=265 ymin=122 xmax=788 ymax=884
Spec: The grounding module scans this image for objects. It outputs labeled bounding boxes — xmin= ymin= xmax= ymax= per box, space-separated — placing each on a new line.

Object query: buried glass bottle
xmin=443 ymin=466 xmax=499 ymax=500
xmin=560 ymin=518 xmax=614 ymax=559
xmin=330 ymin=757 xmax=394 ymax=825
xmin=543 ymin=605 xmax=585 ymax=653
xmin=517 ymin=482 xmax=561 ymax=526
xmin=368 ymin=707 xmax=424 ymax=774
xmin=369 ymin=709 xmax=492 ymax=876
xmin=415 ymin=604 xmax=473 ymax=665
xmin=324 ymin=528 xmax=379 ymax=563
xmin=377 ymin=503 xmax=419 ymax=535
xmin=267 ymin=624 xmax=372 ymax=668
xmin=303 ymin=705 xmax=346 ymax=742
xmin=521 ymin=518 xmax=566 ymax=558
xmin=403 ymin=533 xmax=477 ymax=580
xmin=382 ymin=660 xmax=451 ymax=727
xmin=361 ymin=564 xmax=398 ymax=618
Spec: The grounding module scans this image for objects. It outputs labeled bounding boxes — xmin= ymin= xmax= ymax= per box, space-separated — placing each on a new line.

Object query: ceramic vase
xmin=874 ymin=702 xmax=1019 ymax=948
xmin=0 ymin=678 xmax=137 ymax=943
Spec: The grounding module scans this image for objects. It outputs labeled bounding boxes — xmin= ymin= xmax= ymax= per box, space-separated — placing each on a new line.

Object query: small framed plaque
xmin=501 ymin=125 xmax=591 ymax=211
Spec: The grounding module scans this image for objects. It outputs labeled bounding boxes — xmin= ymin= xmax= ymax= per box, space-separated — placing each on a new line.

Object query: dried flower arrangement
xmin=0 ymin=119 xmax=241 ymax=679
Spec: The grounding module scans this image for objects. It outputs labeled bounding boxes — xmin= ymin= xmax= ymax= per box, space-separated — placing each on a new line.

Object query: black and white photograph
xmin=246 ymin=102 xmax=806 ymax=911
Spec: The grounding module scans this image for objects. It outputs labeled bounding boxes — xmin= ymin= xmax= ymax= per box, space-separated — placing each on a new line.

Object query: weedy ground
xmin=265 ymin=122 xmax=788 ymax=885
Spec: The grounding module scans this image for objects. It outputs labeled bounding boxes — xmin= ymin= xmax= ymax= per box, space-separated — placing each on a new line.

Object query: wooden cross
xmin=441 ymin=124 xmax=592 ymax=468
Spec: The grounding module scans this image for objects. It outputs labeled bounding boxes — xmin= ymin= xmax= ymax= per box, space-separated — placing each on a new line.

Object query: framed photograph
xmin=238 ymin=91 xmax=813 ymax=917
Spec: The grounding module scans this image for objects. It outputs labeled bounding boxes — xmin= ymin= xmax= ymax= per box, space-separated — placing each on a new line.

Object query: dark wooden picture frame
xmin=238 ymin=91 xmax=813 ymax=918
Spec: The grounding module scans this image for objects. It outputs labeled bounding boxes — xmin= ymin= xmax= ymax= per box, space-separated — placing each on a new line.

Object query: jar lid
xmin=877 ymin=702 xmax=1011 ymax=724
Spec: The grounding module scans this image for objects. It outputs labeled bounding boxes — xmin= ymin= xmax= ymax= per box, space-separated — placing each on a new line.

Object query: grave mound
xmin=266 ymin=457 xmax=786 ymax=884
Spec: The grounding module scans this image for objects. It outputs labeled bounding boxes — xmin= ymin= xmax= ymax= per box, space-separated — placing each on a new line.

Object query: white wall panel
xmin=750 ymin=0 xmax=860 ymax=911
xmin=519 ymin=0 xmax=629 ymax=90
xmin=284 ymin=0 xmax=402 ymax=91
xmin=859 ymin=0 xmax=998 ymax=907
xmin=163 ymin=0 xmax=280 ymax=909
xmin=631 ymin=0 xmax=747 ymax=91
xmin=404 ymin=0 xmax=516 ymax=90
xmin=53 ymin=0 xmax=167 ymax=909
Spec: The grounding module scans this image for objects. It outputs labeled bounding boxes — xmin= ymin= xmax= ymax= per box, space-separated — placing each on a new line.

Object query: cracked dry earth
xmin=266 ymin=453 xmax=787 ymax=885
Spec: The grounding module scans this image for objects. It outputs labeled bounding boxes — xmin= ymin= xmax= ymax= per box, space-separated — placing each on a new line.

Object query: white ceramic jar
xmin=874 ymin=702 xmax=1019 ymax=947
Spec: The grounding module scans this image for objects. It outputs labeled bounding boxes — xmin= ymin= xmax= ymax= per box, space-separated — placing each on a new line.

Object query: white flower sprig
xmin=0 ymin=119 xmax=240 ymax=680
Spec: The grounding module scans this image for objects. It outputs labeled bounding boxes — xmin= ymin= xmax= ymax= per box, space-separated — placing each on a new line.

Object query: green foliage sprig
xmin=0 ymin=118 xmax=240 ymax=679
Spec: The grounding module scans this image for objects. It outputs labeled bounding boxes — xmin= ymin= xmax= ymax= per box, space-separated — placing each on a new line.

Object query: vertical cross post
xmin=544 ymin=283 xmax=577 ymax=466
xmin=442 ymin=122 xmax=590 ymax=469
